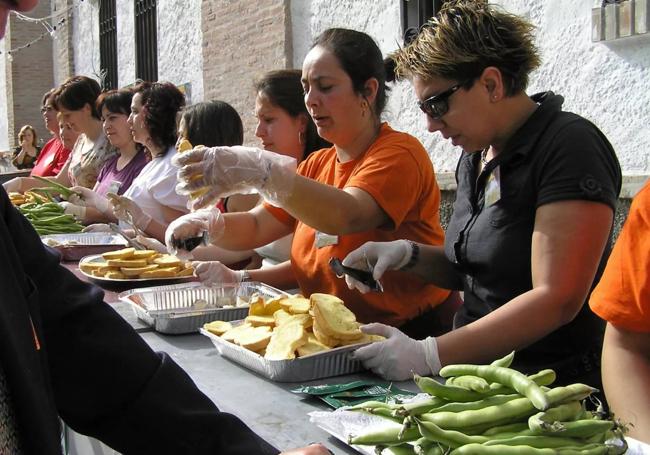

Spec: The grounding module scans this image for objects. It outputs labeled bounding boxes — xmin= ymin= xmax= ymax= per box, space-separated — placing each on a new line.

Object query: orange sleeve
xmin=346 ymin=133 xmax=431 ymax=230
xmin=589 ymin=181 xmax=650 ymax=332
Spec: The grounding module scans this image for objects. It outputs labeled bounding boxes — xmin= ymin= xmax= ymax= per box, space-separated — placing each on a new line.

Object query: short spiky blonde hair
xmin=393 ymin=0 xmax=540 ymax=96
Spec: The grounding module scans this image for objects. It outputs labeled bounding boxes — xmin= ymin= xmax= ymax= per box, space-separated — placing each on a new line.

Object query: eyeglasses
xmin=417 ymin=83 xmax=463 ymax=119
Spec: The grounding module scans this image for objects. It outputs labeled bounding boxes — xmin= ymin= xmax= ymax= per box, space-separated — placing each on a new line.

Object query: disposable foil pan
xmin=42 ymin=233 xmax=127 ymax=261
xmin=118 ymin=282 xmax=284 ymax=335
xmin=200 ymin=326 xmax=367 ymax=382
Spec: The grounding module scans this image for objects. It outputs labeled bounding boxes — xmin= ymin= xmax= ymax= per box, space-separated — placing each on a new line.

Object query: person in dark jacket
xmin=0 ymin=1 xmax=329 ymax=454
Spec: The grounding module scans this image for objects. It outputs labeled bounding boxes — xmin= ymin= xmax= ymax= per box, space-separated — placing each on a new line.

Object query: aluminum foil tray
xmin=119 ymin=282 xmax=284 ymax=335
xmin=42 ymin=233 xmax=127 ymax=261
xmin=200 ymin=326 xmax=367 ymax=382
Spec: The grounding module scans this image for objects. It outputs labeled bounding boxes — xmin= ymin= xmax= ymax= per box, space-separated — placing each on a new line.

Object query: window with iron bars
xmin=401 ymin=0 xmax=447 ymax=45
xmin=135 ymin=0 xmax=158 ymax=82
xmin=99 ymin=0 xmax=118 ymax=90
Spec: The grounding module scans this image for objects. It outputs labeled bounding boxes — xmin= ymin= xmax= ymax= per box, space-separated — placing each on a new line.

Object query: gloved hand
xmin=173 ymin=145 xmax=297 ymax=210
xmin=68 ymin=186 xmax=111 ymax=214
xmin=165 ymin=207 xmax=225 ymax=256
xmin=352 ymin=323 xmax=441 ymax=381
xmin=342 ymin=240 xmax=413 ymax=293
xmin=3 ymin=177 xmax=23 ymax=193
xmin=59 ymin=201 xmax=87 ymax=221
xmin=135 ymin=235 xmax=168 ymax=253
xmin=82 ymin=223 xmax=112 ymax=233
xmin=109 ymin=194 xmax=152 ymax=231
xmin=191 ymin=261 xmax=243 ymax=285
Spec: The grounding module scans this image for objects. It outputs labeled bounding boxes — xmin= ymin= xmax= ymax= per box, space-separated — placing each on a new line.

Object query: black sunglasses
xmin=418 ymin=83 xmax=463 ymax=119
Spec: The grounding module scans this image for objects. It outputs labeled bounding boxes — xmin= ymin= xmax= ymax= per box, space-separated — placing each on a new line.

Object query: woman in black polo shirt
xmin=344 ymin=0 xmax=621 ymax=390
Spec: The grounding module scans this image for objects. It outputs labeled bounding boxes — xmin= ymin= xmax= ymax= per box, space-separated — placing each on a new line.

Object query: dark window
xmin=99 ymin=0 xmax=118 ymax=90
xmin=134 ymin=0 xmax=158 ymax=82
xmin=401 ymin=0 xmax=447 ymax=44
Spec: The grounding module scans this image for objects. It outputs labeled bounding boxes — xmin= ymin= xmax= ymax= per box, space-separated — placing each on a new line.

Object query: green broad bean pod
xmin=528 ymin=401 xmax=585 ymax=433
xmin=531 ymin=419 xmax=615 ymax=439
xmin=347 ymin=400 xmax=399 ymax=411
xmin=491 ymin=351 xmax=515 ymax=368
xmin=419 ymin=384 xmax=595 ymax=431
xmin=376 ymin=443 xmax=417 ymax=455
xmin=449 ymin=443 xmax=615 ymax=454
xmin=439 ymin=365 xmax=550 ymax=411
xmin=415 ymin=418 xmax=488 ymax=448
xmin=429 ymin=393 xmax=521 ymax=414
xmin=482 ymin=422 xmax=530 ymax=436
xmin=394 ymin=396 xmax=446 ymax=417
xmin=483 ymin=434 xmax=589 ymax=448
xmin=446 ymin=375 xmax=491 ymax=393
xmin=348 ymin=425 xmax=421 ymax=445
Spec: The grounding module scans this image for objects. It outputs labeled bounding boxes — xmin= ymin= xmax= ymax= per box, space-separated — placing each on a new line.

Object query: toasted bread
xmin=102 ymin=247 xmax=136 ymax=260
xmin=311 ymin=293 xmax=363 ymax=341
xmin=120 ymin=264 xmax=160 ymax=277
xmin=130 ymin=249 xmax=158 ymax=259
xmin=104 ymin=270 xmax=126 ymax=279
xmin=203 ymin=320 xmax=233 ymax=336
xmin=245 ymin=315 xmax=276 ymax=328
xmin=262 ymin=296 xmax=284 ymax=315
xmin=176 ymin=267 xmax=194 ymax=277
xmin=152 ymin=255 xmax=182 ymax=267
xmin=297 ymin=333 xmax=331 ymax=357
xmin=338 ymin=332 xmax=385 ymax=346
xmin=235 ymin=326 xmax=272 ymax=352
xmin=140 ymin=267 xmax=179 ymax=278
xmin=248 ymin=293 xmax=266 ymax=316
xmin=79 ymin=261 xmax=111 ymax=273
xmin=221 ymin=323 xmax=253 ymax=343
xmin=272 ymin=309 xmax=293 ymax=326
xmin=106 ymin=258 xmax=149 ymax=268
xmin=279 ymin=296 xmax=311 ymax=314
xmin=264 ymin=321 xmax=308 ymax=360
xmin=311 ymin=318 xmax=341 ymax=348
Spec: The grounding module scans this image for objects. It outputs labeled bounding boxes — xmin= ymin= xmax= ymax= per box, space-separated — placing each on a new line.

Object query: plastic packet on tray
xmin=291 ymin=380 xmax=416 ymax=409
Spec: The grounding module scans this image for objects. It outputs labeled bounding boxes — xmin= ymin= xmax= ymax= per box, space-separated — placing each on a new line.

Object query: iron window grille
xmin=401 ymin=0 xmax=447 ymax=44
xmin=135 ymin=0 xmax=158 ymax=82
xmin=99 ymin=0 xmax=118 ymax=90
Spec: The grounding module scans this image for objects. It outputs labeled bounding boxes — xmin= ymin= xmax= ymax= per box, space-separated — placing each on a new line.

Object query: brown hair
xmin=52 ymin=75 xmax=102 ymax=119
xmin=392 ymin=0 xmax=540 ymax=96
xmin=18 ymin=125 xmax=37 ymax=147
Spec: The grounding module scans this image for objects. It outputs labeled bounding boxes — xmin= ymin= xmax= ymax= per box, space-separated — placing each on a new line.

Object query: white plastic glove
xmin=135 ymin=235 xmax=167 ymax=253
xmin=109 ymin=195 xmax=152 ymax=231
xmin=58 ymin=201 xmax=87 ymax=221
xmin=173 ymin=145 xmax=297 ymax=210
xmin=68 ymin=186 xmax=111 ymax=214
xmin=342 ymin=240 xmax=413 ymax=293
xmin=82 ymin=223 xmax=112 ymax=233
xmin=3 ymin=177 xmax=23 ymax=193
xmin=191 ymin=261 xmax=243 ymax=286
xmin=352 ymin=323 xmax=441 ymax=381
xmin=165 ymin=206 xmax=225 ymax=256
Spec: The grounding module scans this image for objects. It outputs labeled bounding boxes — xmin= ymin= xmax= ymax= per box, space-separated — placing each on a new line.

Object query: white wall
xmin=0 ymin=40 xmax=8 ymax=151
xmin=72 ymin=0 xmax=102 ymax=84
xmin=291 ymin=0 xmax=650 ymax=176
xmin=79 ymin=0 xmax=204 ymax=103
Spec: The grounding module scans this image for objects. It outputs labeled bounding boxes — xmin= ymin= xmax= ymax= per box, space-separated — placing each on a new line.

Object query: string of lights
xmin=0 ymin=0 xmax=86 ymax=59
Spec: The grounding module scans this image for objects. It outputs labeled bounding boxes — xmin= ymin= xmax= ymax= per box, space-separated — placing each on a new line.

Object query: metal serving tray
xmin=200 ymin=325 xmax=367 ymax=382
xmin=42 ymin=233 xmax=127 ymax=261
xmin=118 ymin=282 xmax=284 ymax=335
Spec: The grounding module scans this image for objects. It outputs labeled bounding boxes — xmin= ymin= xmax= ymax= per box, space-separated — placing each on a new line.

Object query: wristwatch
xmin=240 ymin=270 xmax=252 ymax=282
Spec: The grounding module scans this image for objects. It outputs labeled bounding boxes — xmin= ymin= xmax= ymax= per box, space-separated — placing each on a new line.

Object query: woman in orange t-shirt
xmin=589 ymin=181 xmax=650 ymax=444
xmin=168 ymin=28 xmax=455 ymax=334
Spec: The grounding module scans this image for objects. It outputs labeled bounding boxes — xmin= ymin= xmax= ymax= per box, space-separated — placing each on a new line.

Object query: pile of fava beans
xmin=348 ymin=352 xmax=626 ymax=455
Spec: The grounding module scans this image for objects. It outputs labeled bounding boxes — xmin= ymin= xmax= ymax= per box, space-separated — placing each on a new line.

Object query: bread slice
xmin=221 ymin=323 xmax=253 ymax=343
xmin=120 ymin=264 xmax=160 ymax=277
xmin=262 ymin=296 xmax=284 ymax=315
xmin=280 ymin=296 xmax=311 ymax=314
xmin=245 ymin=315 xmax=276 ymax=328
xmin=106 ymin=258 xmax=149 ymax=268
xmin=272 ymin=309 xmax=293 ymax=326
xmin=248 ymin=294 xmax=266 ymax=316
xmin=130 ymin=249 xmax=159 ymax=259
xmin=311 ymin=318 xmax=341 ymax=348
xmin=140 ymin=267 xmax=180 ymax=278
xmin=311 ymin=293 xmax=363 ymax=341
xmin=203 ymin=320 xmax=233 ymax=336
xmin=102 ymin=247 xmax=136 ymax=260
xmin=152 ymin=255 xmax=182 ymax=267
xmin=297 ymin=333 xmax=331 ymax=357
xmin=235 ymin=326 xmax=272 ymax=352
xmin=264 ymin=321 xmax=308 ymax=360
xmin=79 ymin=261 xmax=111 ymax=273
xmin=338 ymin=332 xmax=385 ymax=346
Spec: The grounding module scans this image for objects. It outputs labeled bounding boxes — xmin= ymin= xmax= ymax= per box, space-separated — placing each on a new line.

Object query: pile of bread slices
xmin=204 ymin=293 xmax=384 ymax=360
